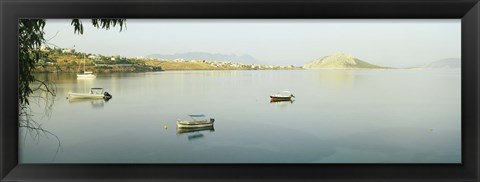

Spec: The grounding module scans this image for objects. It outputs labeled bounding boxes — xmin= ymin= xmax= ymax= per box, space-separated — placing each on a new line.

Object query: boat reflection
xmin=270 ymin=100 xmax=294 ymax=107
xmin=187 ymin=133 xmax=204 ymax=140
xmin=176 ymin=126 xmax=215 ymax=141
xmin=67 ymin=97 xmax=111 ymax=108
xmin=270 ymin=100 xmax=294 ymax=104
xmin=177 ymin=126 xmax=215 ymax=134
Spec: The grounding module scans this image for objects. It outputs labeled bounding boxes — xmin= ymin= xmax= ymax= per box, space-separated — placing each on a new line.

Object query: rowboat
xmin=68 ymin=88 xmax=112 ymax=99
xmin=270 ymin=91 xmax=295 ymax=101
xmin=176 ymin=114 xmax=215 ymax=128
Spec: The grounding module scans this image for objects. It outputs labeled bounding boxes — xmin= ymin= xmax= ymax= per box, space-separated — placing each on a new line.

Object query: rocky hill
xmin=303 ymin=52 xmax=390 ymax=69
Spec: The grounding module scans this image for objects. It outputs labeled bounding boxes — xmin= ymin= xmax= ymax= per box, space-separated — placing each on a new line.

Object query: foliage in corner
xmin=19 ymin=19 xmax=46 ymax=106
xmin=71 ymin=19 xmax=126 ymax=34
xmin=18 ymin=19 xmax=126 ymax=143
xmin=19 ymin=18 xmax=126 ymax=106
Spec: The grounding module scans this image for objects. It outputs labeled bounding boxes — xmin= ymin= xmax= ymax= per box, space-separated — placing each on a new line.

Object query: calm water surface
xmin=20 ymin=70 xmax=461 ymax=163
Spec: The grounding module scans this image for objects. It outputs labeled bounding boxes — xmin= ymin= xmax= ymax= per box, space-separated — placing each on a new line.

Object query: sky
xmin=43 ymin=19 xmax=461 ymax=67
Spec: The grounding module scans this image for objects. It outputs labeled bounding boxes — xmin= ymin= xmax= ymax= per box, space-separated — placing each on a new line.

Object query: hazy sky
xmin=43 ymin=19 xmax=460 ymax=67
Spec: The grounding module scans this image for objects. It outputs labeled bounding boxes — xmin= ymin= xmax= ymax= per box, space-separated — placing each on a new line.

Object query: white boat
xmin=68 ymin=88 xmax=112 ymax=99
xmin=77 ymin=71 xmax=96 ymax=79
xmin=176 ymin=114 xmax=215 ymax=128
xmin=77 ymin=54 xmax=96 ymax=79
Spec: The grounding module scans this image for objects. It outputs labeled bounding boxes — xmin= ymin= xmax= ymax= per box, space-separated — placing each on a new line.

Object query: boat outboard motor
xmin=210 ymin=118 xmax=215 ymax=122
xmin=104 ymin=91 xmax=112 ymax=99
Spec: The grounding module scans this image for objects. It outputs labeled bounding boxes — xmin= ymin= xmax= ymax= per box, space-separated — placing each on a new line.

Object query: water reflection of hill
xmin=311 ymin=71 xmax=356 ymax=89
xmin=34 ymin=73 xmax=76 ymax=84
xmin=165 ymin=70 xmax=238 ymax=77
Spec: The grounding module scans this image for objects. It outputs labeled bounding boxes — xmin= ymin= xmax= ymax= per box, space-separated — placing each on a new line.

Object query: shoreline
xmin=33 ymin=67 xmax=425 ymax=74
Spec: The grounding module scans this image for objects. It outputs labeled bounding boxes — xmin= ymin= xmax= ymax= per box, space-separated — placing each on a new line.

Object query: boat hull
xmin=176 ymin=121 xmax=214 ymax=128
xmin=77 ymin=74 xmax=96 ymax=79
xmin=68 ymin=92 xmax=105 ymax=99
xmin=177 ymin=126 xmax=215 ymax=134
xmin=270 ymin=96 xmax=293 ymax=101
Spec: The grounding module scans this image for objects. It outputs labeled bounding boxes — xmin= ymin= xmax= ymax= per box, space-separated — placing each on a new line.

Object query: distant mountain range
xmin=423 ymin=58 xmax=461 ymax=69
xmin=303 ymin=52 xmax=390 ymax=69
xmin=146 ymin=52 xmax=263 ymax=64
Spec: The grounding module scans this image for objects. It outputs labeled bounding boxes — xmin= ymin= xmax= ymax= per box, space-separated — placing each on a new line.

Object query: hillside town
xmin=35 ymin=47 xmax=300 ymax=73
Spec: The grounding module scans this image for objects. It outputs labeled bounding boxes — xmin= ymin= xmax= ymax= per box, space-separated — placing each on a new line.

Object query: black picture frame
xmin=1 ymin=0 xmax=479 ymax=181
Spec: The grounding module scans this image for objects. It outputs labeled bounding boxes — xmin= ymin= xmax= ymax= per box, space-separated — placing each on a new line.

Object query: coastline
xmin=32 ymin=50 xmax=422 ymax=73
xmin=33 ymin=64 xmax=420 ymax=73
xmin=33 ymin=51 xmax=300 ymax=73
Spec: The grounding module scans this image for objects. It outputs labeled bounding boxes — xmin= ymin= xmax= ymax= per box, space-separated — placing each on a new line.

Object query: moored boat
xmin=176 ymin=114 xmax=215 ymax=128
xmin=77 ymin=54 xmax=96 ymax=79
xmin=68 ymin=88 xmax=112 ymax=99
xmin=270 ymin=91 xmax=295 ymax=101
xmin=77 ymin=71 xmax=96 ymax=79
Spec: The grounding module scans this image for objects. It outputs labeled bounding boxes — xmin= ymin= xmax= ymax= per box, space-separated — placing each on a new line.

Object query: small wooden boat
xmin=68 ymin=88 xmax=112 ymax=99
xmin=270 ymin=91 xmax=295 ymax=101
xmin=176 ymin=114 xmax=215 ymax=128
